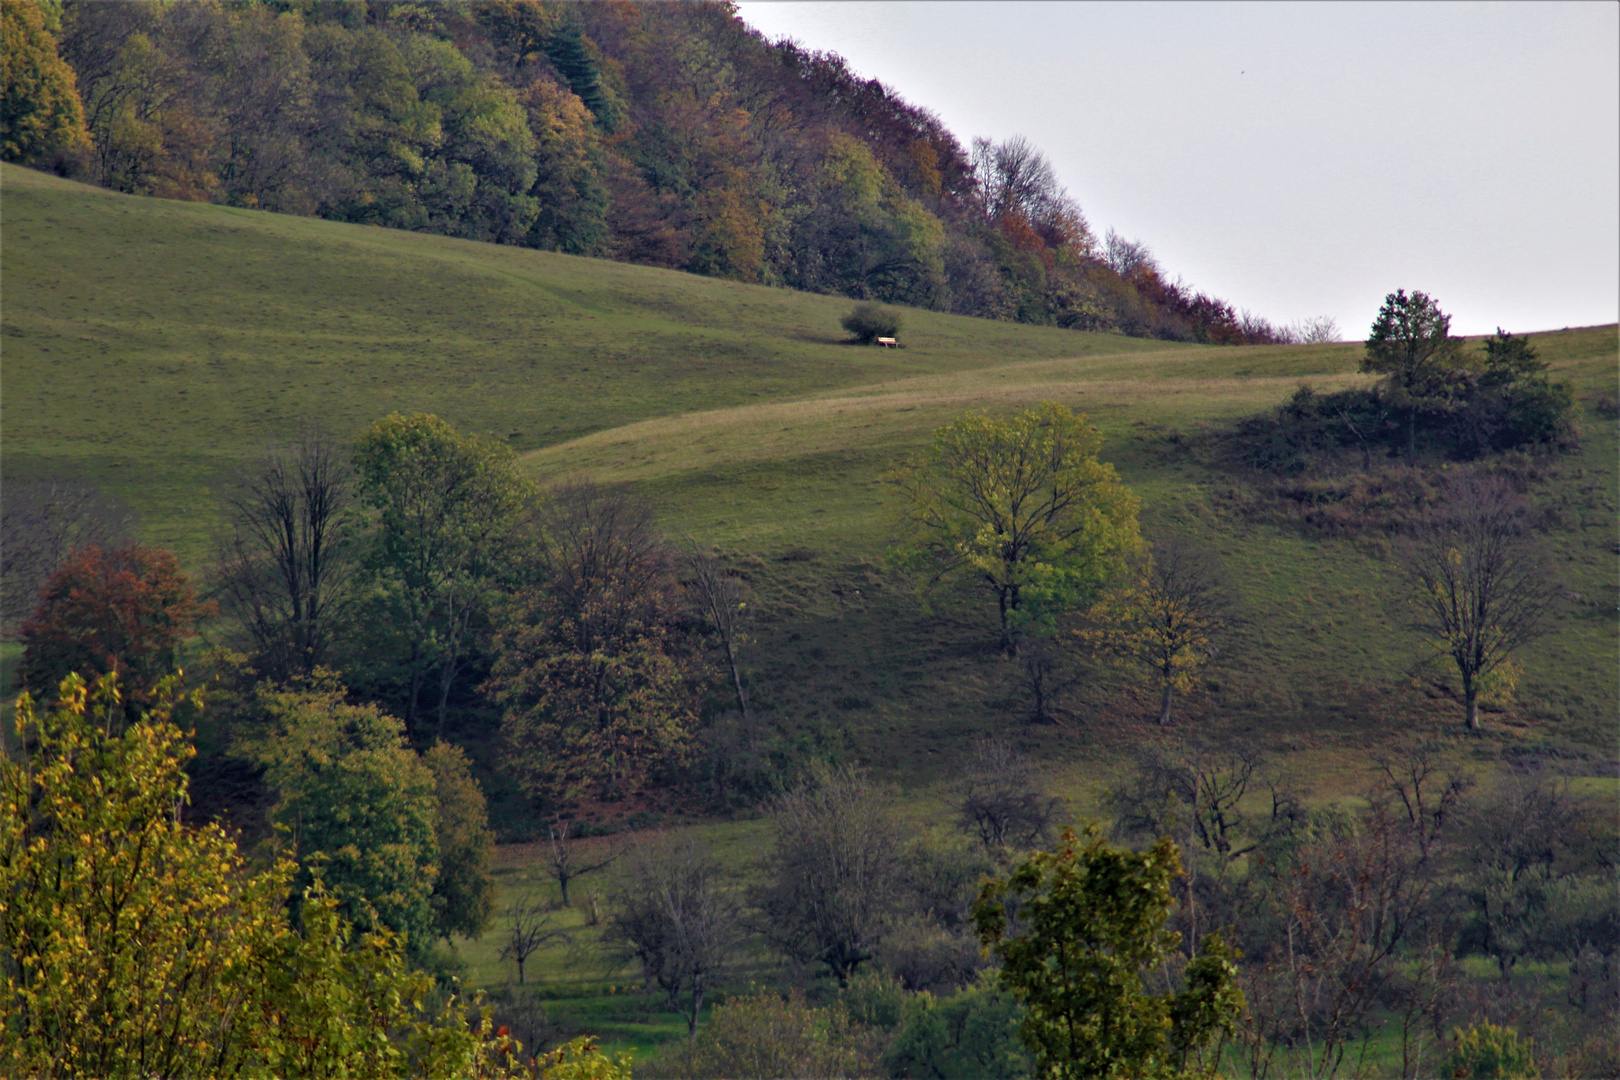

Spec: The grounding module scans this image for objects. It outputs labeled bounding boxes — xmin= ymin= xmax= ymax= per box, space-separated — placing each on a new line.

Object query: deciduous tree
xmin=887 ymin=402 xmax=1140 ymax=655
xmin=972 ymin=827 xmax=1244 ymax=1080
xmin=682 ymin=540 xmax=753 ymax=729
xmin=542 ymin=818 xmax=617 ymax=907
xmin=214 ymin=425 xmax=357 ymax=679
xmin=0 ymin=478 xmax=133 ymax=635
xmin=1079 ymin=538 xmax=1230 ymax=726
xmin=0 ymin=672 xmax=528 ymax=1078
xmin=605 ymin=836 xmax=741 ymax=1037
xmin=498 ymin=892 xmax=567 ymax=986
xmin=238 ymin=677 xmax=441 ymax=960
xmin=649 ymin=991 xmax=877 ymax=1079
xmin=0 ymin=673 xmax=291 ymax=1077
xmin=355 ymin=412 xmax=531 ymax=737
xmin=425 ymin=741 xmax=496 ymax=941
xmin=19 ymin=544 xmax=203 ymax=717
xmin=756 ymin=763 xmax=904 ymax=986
xmin=0 ymin=0 xmax=92 ymax=168
xmin=955 ymin=736 xmax=1064 ymax=856
xmin=1397 ymin=474 xmax=1556 ymax=729
xmin=489 ymin=483 xmax=703 ymax=804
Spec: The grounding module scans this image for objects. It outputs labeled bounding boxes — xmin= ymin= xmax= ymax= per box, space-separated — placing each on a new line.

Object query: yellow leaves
xmin=1079 ymin=543 xmax=1228 ymax=722
xmin=539 ymin=1036 xmax=635 ymax=1080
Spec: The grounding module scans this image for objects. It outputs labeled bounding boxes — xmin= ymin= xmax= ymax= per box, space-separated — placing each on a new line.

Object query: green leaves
xmin=972 ymin=826 xmax=1243 ymax=1080
xmin=354 ymin=411 xmax=532 ymax=734
xmin=887 ymin=402 xmax=1140 ymax=653
xmin=1 ymin=671 xmax=549 ymax=1077
xmin=240 ymin=678 xmax=441 ymax=958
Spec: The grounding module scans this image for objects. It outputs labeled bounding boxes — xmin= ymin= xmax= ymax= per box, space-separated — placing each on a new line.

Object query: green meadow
xmin=4 ymin=162 xmax=1616 ymax=1058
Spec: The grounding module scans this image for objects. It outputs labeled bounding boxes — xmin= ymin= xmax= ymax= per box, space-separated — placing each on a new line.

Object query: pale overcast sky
xmin=736 ymin=1 xmax=1619 ymax=338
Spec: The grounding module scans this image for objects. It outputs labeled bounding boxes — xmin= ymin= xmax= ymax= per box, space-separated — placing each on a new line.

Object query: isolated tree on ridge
xmin=1362 ymin=289 xmax=1463 ymax=463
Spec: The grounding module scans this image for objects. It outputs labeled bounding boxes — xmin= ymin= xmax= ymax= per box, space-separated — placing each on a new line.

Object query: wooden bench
xmin=875 ymin=337 xmax=899 ymax=348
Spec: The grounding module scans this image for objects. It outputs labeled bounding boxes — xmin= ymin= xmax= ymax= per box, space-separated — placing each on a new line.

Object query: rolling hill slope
xmin=1 ymin=164 xmax=1162 ymax=563
xmin=3 ymin=161 xmax=1616 ymax=778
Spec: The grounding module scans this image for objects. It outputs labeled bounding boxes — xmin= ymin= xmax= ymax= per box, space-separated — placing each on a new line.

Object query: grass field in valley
xmin=3 ymin=163 xmax=1617 ymax=1059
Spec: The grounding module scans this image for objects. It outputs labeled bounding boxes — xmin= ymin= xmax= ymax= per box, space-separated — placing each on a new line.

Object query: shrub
xmin=841 ymin=302 xmax=901 ymax=344
xmin=882 ymin=980 xmax=1030 ymax=1080
xmin=1444 ymin=1023 xmax=1537 ymax=1079
xmin=640 ymin=992 xmax=878 ymax=1079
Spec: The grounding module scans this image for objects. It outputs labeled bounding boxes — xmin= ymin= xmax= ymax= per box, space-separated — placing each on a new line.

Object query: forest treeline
xmin=3 ymin=0 xmax=1324 ymax=345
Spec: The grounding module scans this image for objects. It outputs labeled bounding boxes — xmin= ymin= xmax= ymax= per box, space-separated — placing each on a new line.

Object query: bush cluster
xmin=841 ymin=303 xmax=902 ymax=344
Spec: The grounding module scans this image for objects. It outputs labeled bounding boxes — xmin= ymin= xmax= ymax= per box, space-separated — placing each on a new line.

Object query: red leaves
xmin=20 ymin=545 xmax=205 ymax=707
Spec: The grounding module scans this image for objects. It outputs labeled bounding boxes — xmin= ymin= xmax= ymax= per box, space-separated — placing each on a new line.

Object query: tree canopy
xmin=0 ymin=0 xmax=91 ymax=168
xmin=354 ymin=411 xmax=531 ymax=736
xmin=887 ymin=402 xmax=1140 ymax=654
xmin=238 ymin=677 xmax=442 ymax=958
xmin=0 ymin=672 xmax=528 ymax=1078
xmin=972 ymin=826 xmax=1244 ymax=1080
xmin=20 ymin=544 xmax=204 ymax=716
xmin=26 ymin=0 xmax=1287 ymax=344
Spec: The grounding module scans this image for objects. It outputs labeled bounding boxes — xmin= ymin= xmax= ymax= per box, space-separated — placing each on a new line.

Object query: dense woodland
xmin=5 ymin=0 xmax=1330 ymax=345
xmin=1 ymin=1 xmax=1615 ymax=1077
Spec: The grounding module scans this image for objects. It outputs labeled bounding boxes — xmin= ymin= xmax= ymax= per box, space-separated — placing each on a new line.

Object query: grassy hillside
xmin=4 ymin=159 xmax=1615 ymax=763
xmin=4 ymin=163 xmax=1616 ymax=1057
xmin=1 ymin=164 xmax=1162 ymax=564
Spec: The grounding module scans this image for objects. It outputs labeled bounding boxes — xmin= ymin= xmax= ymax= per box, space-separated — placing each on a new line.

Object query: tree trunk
xmin=1464 ymin=678 xmax=1480 ymax=730
xmin=1406 ymin=407 xmax=1417 ymax=464
xmin=436 ymin=651 xmax=462 ymax=738
xmin=1158 ymin=681 xmax=1175 ymax=726
xmin=998 ymin=589 xmax=1015 ymax=655
xmin=405 ymin=644 xmax=425 ymax=738
xmin=688 ymin=981 xmax=703 ymax=1038
xmin=725 ymin=641 xmax=750 ymax=734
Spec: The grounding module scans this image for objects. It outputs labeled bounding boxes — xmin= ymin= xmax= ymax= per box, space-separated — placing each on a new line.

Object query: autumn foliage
xmin=19 ymin=544 xmax=204 ymax=709
xmin=488 ymin=484 xmax=705 ymax=805
xmin=0 ymin=673 xmax=534 ymax=1078
xmin=7 ymin=0 xmax=1280 ymax=344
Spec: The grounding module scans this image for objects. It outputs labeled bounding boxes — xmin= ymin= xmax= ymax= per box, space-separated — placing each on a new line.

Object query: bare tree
xmin=755 ymin=763 xmax=904 ymax=986
xmin=682 ymin=541 xmax=753 ymax=731
xmin=970 ymin=135 xmax=1092 ymax=250
xmin=605 ymin=836 xmax=741 ymax=1037
xmin=1269 ymin=804 xmax=1437 ymax=1080
xmin=1110 ymin=740 xmax=1302 ymax=865
xmin=1102 ymin=227 xmax=1158 ymax=279
xmin=499 ymin=893 xmax=569 ymax=985
xmin=1295 ymin=315 xmax=1341 ymax=344
xmin=543 ymin=819 xmax=617 ymax=907
xmin=955 ymin=737 xmax=1064 ymax=856
xmin=213 ymin=426 xmax=355 ymax=678
xmin=1397 ymin=475 xmax=1557 ymax=729
xmin=1017 ymin=636 xmax=1080 ymax=724
xmin=1369 ymin=741 xmax=1472 ymax=861
xmin=971 ymin=134 xmax=1056 ymax=220
xmin=0 ymin=479 xmax=134 ymax=634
